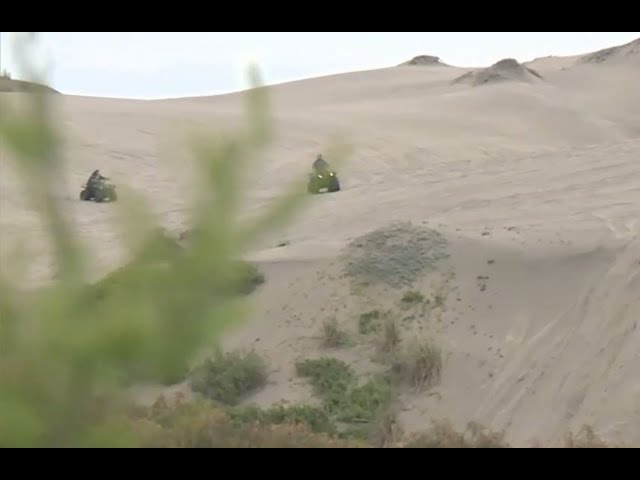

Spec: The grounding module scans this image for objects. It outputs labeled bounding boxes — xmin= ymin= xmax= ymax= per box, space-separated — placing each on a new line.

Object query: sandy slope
xmin=0 ymin=76 xmax=60 ymax=94
xmin=1 ymin=38 xmax=639 ymax=446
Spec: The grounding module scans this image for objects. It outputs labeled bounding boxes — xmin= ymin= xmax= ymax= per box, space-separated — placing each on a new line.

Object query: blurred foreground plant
xmin=0 ymin=33 xmax=329 ymax=447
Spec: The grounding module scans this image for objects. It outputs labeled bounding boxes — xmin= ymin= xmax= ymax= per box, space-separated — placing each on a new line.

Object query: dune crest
xmin=575 ymin=36 xmax=640 ymax=67
xmin=452 ymin=58 xmax=544 ymax=87
xmin=398 ymin=55 xmax=447 ymax=67
xmin=0 ymin=76 xmax=60 ymax=94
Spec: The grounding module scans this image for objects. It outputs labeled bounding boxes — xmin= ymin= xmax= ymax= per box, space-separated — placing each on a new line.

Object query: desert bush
xmin=320 ymin=317 xmax=350 ymax=348
xmin=133 ymin=398 xmax=363 ymax=448
xmin=403 ymin=420 xmax=509 ymax=448
xmin=0 ymin=33 xmax=330 ymax=447
xmin=368 ymin=409 xmax=403 ymax=448
xmin=358 ymin=309 xmax=382 ymax=335
xmin=563 ymin=425 xmax=623 ymax=448
xmin=377 ymin=316 xmax=400 ymax=356
xmin=432 ymin=291 xmax=446 ymax=308
xmin=189 ymin=350 xmax=267 ymax=405
xmin=390 ymin=337 xmax=442 ymax=391
xmin=295 ymin=358 xmax=392 ymax=424
xmin=295 ymin=357 xmax=354 ymax=401
xmin=227 ymin=404 xmax=333 ymax=434
xmin=343 ymin=223 xmax=449 ymax=289
xmin=401 ymin=290 xmax=424 ymax=305
xmin=232 ymin=260 xmax=265 ymax=295
xmin=336 ymin=375 xmax=392 ymax=423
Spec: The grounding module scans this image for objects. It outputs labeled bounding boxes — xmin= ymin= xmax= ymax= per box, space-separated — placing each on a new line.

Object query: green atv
xmin=307 ymin=169 xmax=340 ymax=194
xmin=80 ymin=178 xmax=118 ymax=202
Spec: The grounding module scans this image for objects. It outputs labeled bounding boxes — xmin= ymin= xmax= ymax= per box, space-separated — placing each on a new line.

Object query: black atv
xmin=80 ymin=178 xmax=118 ymax=202
xmin=307 ymin=169 xmax=340 ymax=194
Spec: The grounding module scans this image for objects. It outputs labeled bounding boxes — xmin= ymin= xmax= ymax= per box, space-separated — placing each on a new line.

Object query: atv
xmin=307 ymin=169 xmax=340 ymax=194
xmin=80 ymin=178 xmax=118 ymax=202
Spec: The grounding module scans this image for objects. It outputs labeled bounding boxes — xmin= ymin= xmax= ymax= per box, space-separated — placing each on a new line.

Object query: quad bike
xmin=80 ymin=179 xmax=118 ymax=202
xmin=307 ymin=169 xmax=340 ymax=194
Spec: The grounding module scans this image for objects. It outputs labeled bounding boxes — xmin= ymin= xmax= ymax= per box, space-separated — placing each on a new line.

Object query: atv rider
xmin=312 ymin=154 xmax=330 ymax=175
xmin=85 ymin=169 xmax=109 ymax=198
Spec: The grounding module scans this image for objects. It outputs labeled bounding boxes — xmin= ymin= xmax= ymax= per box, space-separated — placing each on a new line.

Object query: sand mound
xmin=343 ymin=222 xmax=450 ymax=289
xmin=398 ymin=55 xmax=447 ymax=67
xmin=0 ymin=77 xmax=60 ymax=94
xmin=452 ymin=58 xmax=544 ymax=87
xmin=576 ymin=37 xmax=640 ymax=67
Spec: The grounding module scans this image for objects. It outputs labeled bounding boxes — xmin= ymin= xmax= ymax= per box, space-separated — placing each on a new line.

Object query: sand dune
xmin=0 ymin=76 xmax=59 ymax=93
xmin=452 ymin=58 xmax=544 ymax=87
xmin=1 ymin=37 xmax=639 ymax=446
xmin=398 ymin=55 xmax=448 ymax=67
xmin=575 ymin=37 xmax=640 ymax=67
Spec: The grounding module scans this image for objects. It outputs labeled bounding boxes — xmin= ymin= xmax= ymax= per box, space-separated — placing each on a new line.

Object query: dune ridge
xmin=575 ymin=36 xmax=640 ymax=67
xmin=0 ymin=76 xmax=60 ymax=94
xmin=452 ymin=58 xmax=545 ymax=87
xmin=398 ymin=55 xmax=448 ymax=67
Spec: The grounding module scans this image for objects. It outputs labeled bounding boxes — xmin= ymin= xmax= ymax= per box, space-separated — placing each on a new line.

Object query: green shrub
xmin=189 ymin=351 xmax=267 ymax=405
xmin=295 ymin=357 xmax=354 ymax=401
xmin=335 ymin=375 xmax=392 ymax=423
xmin=295 ymin=358 xmax=392 ymax=424
xmin=232 ymin=261 xmax=265 ymax=295
xmin=133 ymin=398 xmax=364 ymax=448
xmin=358 ymin=310 xmax=382 ymax=335
xmin=401 ymin=290 xmax=424 ymax=304
xmin=227 ymin=404 xmax=333 ymax=434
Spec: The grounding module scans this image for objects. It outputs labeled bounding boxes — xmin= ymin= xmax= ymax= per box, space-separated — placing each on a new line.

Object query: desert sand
xmin=1 ymin=37 xmax=639 ymax=447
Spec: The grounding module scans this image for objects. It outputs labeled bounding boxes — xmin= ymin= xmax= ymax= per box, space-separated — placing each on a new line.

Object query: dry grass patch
xmin=562 ymin=425 xmax=624 ymax=448
xmin=390 ymin=337 xmax=442 ymax=392
xmin=320 ymin=317 xmax=350 ymax=348
xmin=403 ymin=420 xmax=509 ymax=448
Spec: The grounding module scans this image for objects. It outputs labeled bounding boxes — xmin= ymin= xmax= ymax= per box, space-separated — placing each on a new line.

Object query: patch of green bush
xmin=189 ymin=351 xmax=267 ymax=406
xmin=295 ymin=358 xmax=392 ymax=424
xmin=232 ymin=261 xmax=265 ymax=295
xmin=401 ymin=290 xmax=424 ymax=304
xmin=227 ymin=404 xmax=333 ymax=434
xmin=133 ymin=398 xmax=364 ymax=448
xmin=358 ymin=310 xmax=382 ymax=335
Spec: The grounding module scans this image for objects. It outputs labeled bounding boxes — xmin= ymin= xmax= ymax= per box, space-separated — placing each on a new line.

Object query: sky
xmin=1 ymin=32 xmax=638 ymax=99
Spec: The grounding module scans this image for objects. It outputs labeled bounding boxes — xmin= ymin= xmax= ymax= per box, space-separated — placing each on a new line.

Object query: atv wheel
xmin=106 ymin=189 xmax=117 ymax=202
xmin=79 ymin=189 xmax=91 ymax=201
xmin=328 ymin=177 xmax=340 ymax=192
xmin=307 ymin=179 xmax=320 ymax=194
